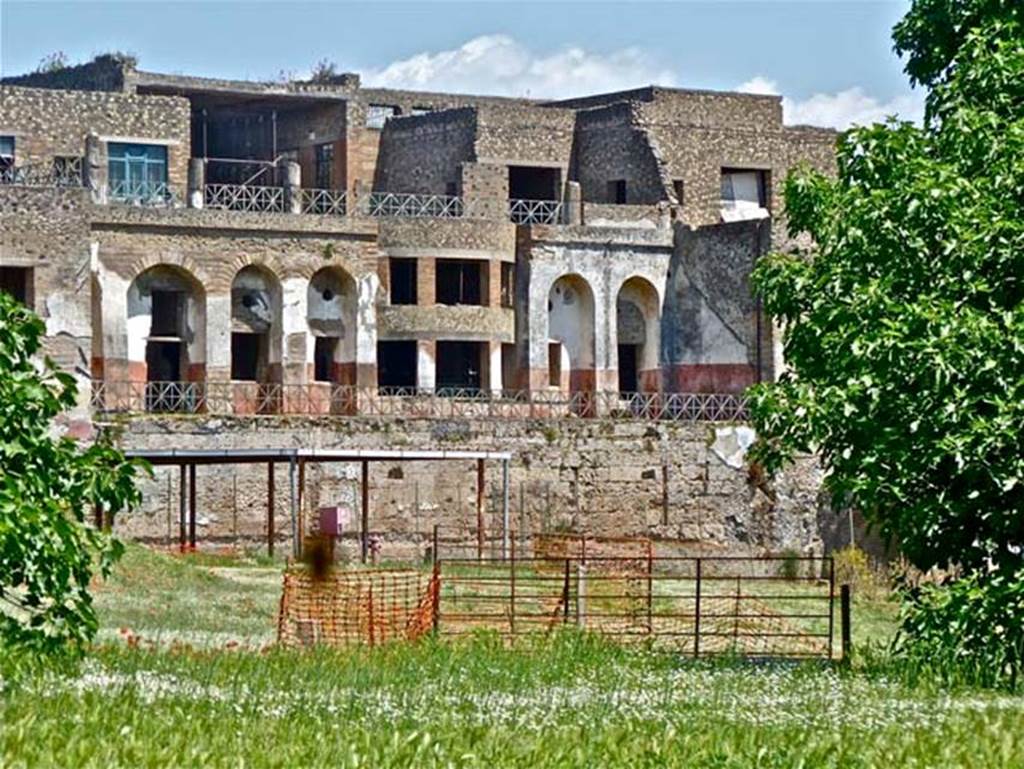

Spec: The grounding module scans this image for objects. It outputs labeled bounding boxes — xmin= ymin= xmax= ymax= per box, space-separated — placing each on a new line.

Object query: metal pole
xmin=289 ymin=456 xmax=298 ymax=559
xmin=178 ymin=464 xmax=186 ymax=552
xmin=188 ymin=463 xmax=197 ymax=551
xmin=509 ymin=532 xmax=516 ymax=638
xmin=361 ymin=460 xmax=369 ymax=564
xmin=298 ymin=460 xmax=306 ymax=554
xmin=502 ymin=459 xmax=510 ymax=559
xmin=476 ymin=458 xmax=485 ymax=560
xmin=828 ymin=557 xmax=836 ymax=660
xmin=562 ymin=559 xmax=571 ymax=623
xmin=267 ymin=462 xmax=275 ymax=558
xmin=694 ymin=558 xmax=702 ymax=658
xmin=432 ymin=523 xmax=440 ymax=564
xmin=841 ymin=583 xmax=852 ymax=663
xmin=647 ymin=539 xmax=654 ymax=635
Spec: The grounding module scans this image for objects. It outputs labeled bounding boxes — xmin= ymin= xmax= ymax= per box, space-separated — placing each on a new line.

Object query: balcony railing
xmin=204 ymin=183 xmax=285 ymax=213
xmin=361 ymin=192 xmax=466 ymax=219
xmin=507 ymin=198 xmax=563 ymax=225
xmin=0 ymin=159 xmax=84 ymax=188
xmin=108 ymin=180 xmax=177 ymax=207
xmin=90 ymin=381 xmax=749 ymax=422
xmin=301 ymin=187 xmax=348 ymax=216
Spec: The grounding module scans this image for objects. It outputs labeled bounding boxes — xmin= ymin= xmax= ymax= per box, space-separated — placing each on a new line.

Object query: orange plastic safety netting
xmin=277 ymin=567 xmax=438 ymax=648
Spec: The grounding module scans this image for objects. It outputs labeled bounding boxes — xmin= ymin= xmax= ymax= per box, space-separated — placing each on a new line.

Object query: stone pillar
xmin=418 ymin=257 xmax=436 ymax=306
xmin=283 ymin=161 xmax=302 ymax=214
xmin=416 ymin=340 xmax=436 ymax=391
xmin=355 ymin=274 xmax=379 ymax=389
xmin=487 ymin=259 xmax=503 ymax=308
xmin=487 ymin=341 xmax=503 ymax=395
xmin=84 ymin=133 xmax=107 ymax=205
xmin=564 ymin=181 xmax=582 ymax=226
xmin=187 ymin=158 xmax=206 ymax=209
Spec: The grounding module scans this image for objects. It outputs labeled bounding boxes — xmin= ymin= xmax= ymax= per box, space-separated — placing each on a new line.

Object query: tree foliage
xmin=0 ymin=294 xmax=141 ymax=652
xmin=750 ymin=1 xmax=1024 ymax=683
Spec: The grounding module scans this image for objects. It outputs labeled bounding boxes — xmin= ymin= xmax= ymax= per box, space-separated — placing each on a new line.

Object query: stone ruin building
xmin=0 ymin=54 xmax=849 ymax=560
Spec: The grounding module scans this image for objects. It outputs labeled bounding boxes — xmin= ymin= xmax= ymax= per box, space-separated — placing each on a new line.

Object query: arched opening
xmin=547 ymin=274 xmax=596 ymax=404
xmin=231 ymin=265 xmax=282 ymax=384
xmin=307 ymin=266 xmax=357 ymax=385
xmin=616 ymin=276 xmax=661 ymax=394
xmin=127 ymin=265 xmax=205 ymax=412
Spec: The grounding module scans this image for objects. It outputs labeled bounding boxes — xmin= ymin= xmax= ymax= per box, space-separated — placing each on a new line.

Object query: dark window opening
xmin=548 ymin=342 xmax=562 ymax=387
xmin=315 ymin=142 xmax=334 ymax=189
xmin=231 ymin=332 xmax=264 ymax=381
xmin=501 ymin=343 xmax=517 ymax=395
xmin=445 ymin=181 xmax=458 ymax=198
xmin=720 ymin=168 xmax=770 ymax=220
xmin=52 ymin=156 xmax=82 ymax=186
xmin=436 ymin=260 xmax=482 ymax=306
xmin=436 ymin=341 xmax=483 ymax=393
xmin=500 ymin=262 xmax=515 ymax=308
xmin=618 ymin=344 xmax=639 ymax=394
xmin=672 ymin=179 xmax=685 ymax=206
xmin=314 ymin=336 xmax=338 ymax=382
xmin=377 ymin=340 xmax=417 ymax=391
xmin=146 ymin=340 xmax=182 ymax=382
xmin=0 ymin=136 xmax=13 ymax=179
xmin=608 ymin=179 xmax=627 ymax=204
xmin=150 ymin=290 xmax=184 ymax=338
xmin=0 ymin=266 xmax=32 ymax=306
xmin=508 ymin=166 xmax=559 ymax=201
xmin=389 ymin=258 xmax=417 ymax=305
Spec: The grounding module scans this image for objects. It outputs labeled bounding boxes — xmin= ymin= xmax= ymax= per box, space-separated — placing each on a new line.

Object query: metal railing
xmin=435 ymin=553 xmax=836 ymax=658
xmin=90 ymin=381 xmax=749 ymax=422
xmin=108 ymin=180 xmax=177 ymax=207
xmin=0 ymin=159 xmax=84 ymax=188
xmin=508 ymin=198 xmax=563 ymax=225
xmin=361 ymin=192 xmax=466 ymax=219
xmin=204 ymin=183 xmax=285 ymax=213
xmin=301 ymin=187 xmax=348 ymax=216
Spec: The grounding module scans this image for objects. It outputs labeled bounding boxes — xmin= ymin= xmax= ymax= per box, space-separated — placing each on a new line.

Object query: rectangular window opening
xmin=377 ymin=340 xmax=417 ymax=392
xmin=436 ymin=341 xmax=483 ymax=394
xmin=501 ymin=343 xmax=517 ymax=395
xmin=0 ymin=136 xmax=14 ymax=180
xmin=608 ymin=179 xmax=627 ymax=204
xmin=366 ymin=104 xmax=398 ymax=129
xmin=500 ymin=262 xmax=515 ymax=308
xmin=314 ymin=336 xmax=339 ymax=382
xmin=0 ymin=266 xmax=33 ymax=306
xmin=315 ymin=142 xmax=334 ymax=189
xmin=548 ymin=342 xmax=562 ymax=388
xmin=436 ymin=259 xmax=482 ymax=306
xmin=672 ymin=179 xmax=685 ymax=206
xmin=508 ymin=165 xmax=559 ymax=201
xmin=108 ymin=142 xmax=168 ymax=202
xmin=150 ymin=290 xmax=184 ymax=338
xmin=231 ymin=332 xmax=263 ymax=381
xmin=389 ymin=258 xmax=417 ymax=305
xmin=720 ymin=169 xmax=769 ymax=222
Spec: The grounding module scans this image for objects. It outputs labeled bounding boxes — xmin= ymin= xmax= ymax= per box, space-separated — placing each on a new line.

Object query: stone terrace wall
xmin=474 ymin=104 xmax=576 ymax=166
xmin=572 ymin=102 xmax=666 ymax=204
xmin=108 ymin=416 xmax=827 ymax=561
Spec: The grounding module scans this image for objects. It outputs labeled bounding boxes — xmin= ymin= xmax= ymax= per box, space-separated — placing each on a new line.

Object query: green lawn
xmin=2 ymin=546 xmax=1021 ymax=768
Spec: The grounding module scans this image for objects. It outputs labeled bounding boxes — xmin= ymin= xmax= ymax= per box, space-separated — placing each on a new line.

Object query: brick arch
xmin=291 ymin=254 xmax=364 ymax=283
xmin=207 ymin=254 xmax=287 ymax=294
xmin=124 ymin=253 xmax=211 ymax=288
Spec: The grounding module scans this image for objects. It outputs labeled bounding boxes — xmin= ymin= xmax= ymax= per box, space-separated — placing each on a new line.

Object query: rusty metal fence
xmin=436 ymin=554 xmax=835 ymax=658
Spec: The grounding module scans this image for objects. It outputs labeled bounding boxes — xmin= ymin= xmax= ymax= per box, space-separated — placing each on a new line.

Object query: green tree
xmin=0 ymin=293 xmax=141 ymax=653
xmin=749 ymin=1 xmax=1023 ymax=681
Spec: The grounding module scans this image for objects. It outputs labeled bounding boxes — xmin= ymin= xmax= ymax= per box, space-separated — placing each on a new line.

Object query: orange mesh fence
xmin=277 ymin=567 xmax=438 ymax=649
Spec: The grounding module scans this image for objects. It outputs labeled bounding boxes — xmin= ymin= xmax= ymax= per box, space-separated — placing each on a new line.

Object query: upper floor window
xmin=0 ymin=136 xmax=14 ymax=181
xmin=108 ymin=142 xmax=168 ymax=202
xmin=500 ymin=262 xmax=515 ymax=308
xmin=0 ymin=266 xmax=32 ymax=307
xmin=608 ymin=179 xmax=627 ymax=204
xmin=366 ymin=104 xmax=398 ymax=129
xmin=436 ymin=259 xmax=482 ymax=307
xmin=389 ymin=258 xmax=417 ymax=305
xmin=315 ymin=142 xmax=334 ymax=189
xmin=720 ymin=169 xmax=769 ymax=222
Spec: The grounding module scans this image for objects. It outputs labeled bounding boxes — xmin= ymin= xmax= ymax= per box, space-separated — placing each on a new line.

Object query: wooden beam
xmin=188 ymin=463 xmax=197 ymax=551
xmin=360 ymin=460 xmax=369 ymax=564
xmin=267 ymin=461 xmax=275 ymax=558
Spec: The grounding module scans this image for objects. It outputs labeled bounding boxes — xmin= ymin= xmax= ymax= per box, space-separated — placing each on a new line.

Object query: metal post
xmin=476 ymin=458 xmax=485 ymax=561
xmin=509 ymin=532 xmax=516 ymax=637
xmin=431 ymin=560 xmax=441 ymax=636
xmin=267 ymin=461 xmax=275 ymax=558
xmin=297 ymin=460 xmax=306 ymax=555
xmin=828 ymin=557 xmax=836 ymax=660
xmin=646 ymin=539 xmax=654 ymax=635
xmin=360 ymin=460 xmax=369 ymax=564
xmin=502 ymin=459 xmax=510 ymax=559
xmin=178 ymin=464 xmax=187 ymax=552
xmin=562 ymin=559 xmax=571 ymax=623
xmin=694 ymin=558 xmax=702 ymax=657
xmin=289 ymin=456 xmax=298 ymax=559
xmin=576 ymin=563 xmax=587 ymax=628
xmin=432 ymin=523 xmax=440 ymax=564
xmin=841 ymin=584 xmax=852 ymax=663
xmin=188 ymin=463 xmax=197 ymax=551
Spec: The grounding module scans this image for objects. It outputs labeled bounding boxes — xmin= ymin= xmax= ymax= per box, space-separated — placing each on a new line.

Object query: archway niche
xmin=616 ymin=276 xmax=661 ymax=394
xmin=547 ymin=274 xmax=596 ymax=410
xmin=307 ymin=266 xmax=358 ymax=385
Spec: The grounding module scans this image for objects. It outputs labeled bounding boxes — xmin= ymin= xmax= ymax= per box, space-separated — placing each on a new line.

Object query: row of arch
xmin=547 ymin=273 xmax=661 ymax=394
xmin=127 ymin=263 xmax=358 ymax=384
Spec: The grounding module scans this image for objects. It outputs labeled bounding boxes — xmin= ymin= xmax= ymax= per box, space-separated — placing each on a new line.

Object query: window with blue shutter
xmin=107 ymin=142 xmax=168 ymax=201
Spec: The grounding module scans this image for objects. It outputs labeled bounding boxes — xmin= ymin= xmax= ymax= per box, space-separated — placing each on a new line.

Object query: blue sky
xmin=0 ymin=1 xmax=922 ymax=128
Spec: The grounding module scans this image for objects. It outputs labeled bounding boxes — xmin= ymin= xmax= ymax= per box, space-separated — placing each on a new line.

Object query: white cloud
xmin=737 ymin=74 xmax=925 ymax=129
xmin=362 ymin=34 xmax=677 ymax=99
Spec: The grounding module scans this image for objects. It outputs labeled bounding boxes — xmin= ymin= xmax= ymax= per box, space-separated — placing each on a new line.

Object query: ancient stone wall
xmin=572 ymin=102 xmax=666 ymax=204
xmin=373 ymin=109 xmax=476 ymax=195
xmin=108 ymin=415 xmax=827 ymax=561
xmin=0 ymin=86 xmax=191 ymax=193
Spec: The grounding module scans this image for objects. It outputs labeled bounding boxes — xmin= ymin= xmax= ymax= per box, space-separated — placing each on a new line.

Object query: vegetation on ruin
xmin=0 ymin=294 xmax=141 ymax=653
xmin=749 ymin=0 xmax=1024 ymax=686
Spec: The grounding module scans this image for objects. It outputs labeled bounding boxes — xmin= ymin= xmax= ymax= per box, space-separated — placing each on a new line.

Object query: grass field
xmin=2 ymin=546 xmax=1023 ymax=768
